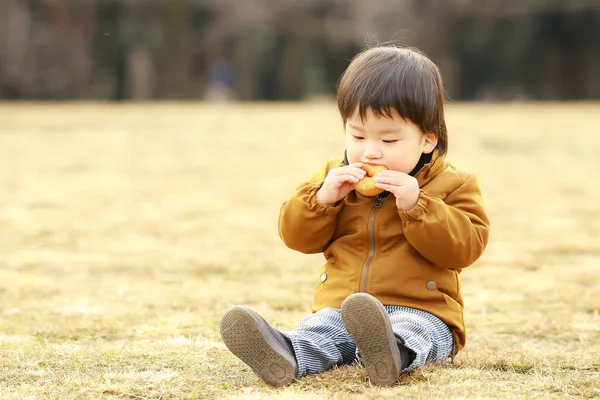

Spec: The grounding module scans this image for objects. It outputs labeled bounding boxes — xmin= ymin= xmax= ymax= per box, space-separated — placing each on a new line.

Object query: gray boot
xmin=220 ymin=306 xmax=298 ymax=387
xmin=341 ymin=293 xmax=402 ymax=386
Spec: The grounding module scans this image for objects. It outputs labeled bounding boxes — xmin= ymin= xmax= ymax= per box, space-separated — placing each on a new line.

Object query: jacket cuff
xmin=398 ymin=190 xmax=430 ymax=222
xmin=305 ymin=182 xmax=344 ymax=217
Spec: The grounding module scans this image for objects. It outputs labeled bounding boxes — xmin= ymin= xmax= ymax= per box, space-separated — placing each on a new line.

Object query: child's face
xmin=345 ymin=107 xmax=437 ymax=174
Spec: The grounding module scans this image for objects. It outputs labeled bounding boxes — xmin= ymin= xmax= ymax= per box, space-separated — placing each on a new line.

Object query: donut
xmin=354 ymin=164 xmax=387 ymax=197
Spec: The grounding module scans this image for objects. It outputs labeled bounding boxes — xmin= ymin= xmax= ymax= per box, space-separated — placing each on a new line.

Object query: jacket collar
xmin=414 ymin=148 xmax=445 ymax=187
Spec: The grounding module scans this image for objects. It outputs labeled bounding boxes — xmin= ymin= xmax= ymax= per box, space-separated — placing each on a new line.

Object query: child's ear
xmin=422 ymin=132 xmax=438 ymax=154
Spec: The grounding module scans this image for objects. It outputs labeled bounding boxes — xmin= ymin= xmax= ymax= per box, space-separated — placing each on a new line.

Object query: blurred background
xmin=1 ymin=0 xmax=599 ymax=102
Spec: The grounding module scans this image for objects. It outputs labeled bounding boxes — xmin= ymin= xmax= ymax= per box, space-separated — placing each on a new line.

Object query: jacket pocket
xmin=427 ymin=265 xmax=449 ymax=309
xmin=314 ymin=266 xmax=327 ymax=296
xmin=453 ymin=270 xmax=461 ymax=301
xmin=314 ymin=255 xmax=335 ymax=297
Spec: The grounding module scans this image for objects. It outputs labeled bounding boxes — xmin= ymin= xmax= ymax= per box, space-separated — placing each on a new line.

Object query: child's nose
xmin=364 ymin=141 xmax=382 ymax=159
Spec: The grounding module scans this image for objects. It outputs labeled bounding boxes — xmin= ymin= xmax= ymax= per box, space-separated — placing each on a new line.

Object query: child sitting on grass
xmin=220 ymin=44 xmax=490 ymax=387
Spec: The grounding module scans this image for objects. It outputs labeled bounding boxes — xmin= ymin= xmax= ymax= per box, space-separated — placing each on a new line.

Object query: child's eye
xmin=353 ymin=135 xmax=364 ymax=140
xmin=383 ymin=139 xmax=398 ymax=144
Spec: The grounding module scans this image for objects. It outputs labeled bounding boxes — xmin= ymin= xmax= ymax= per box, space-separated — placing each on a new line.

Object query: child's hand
xmin=374 ymin=170 xmax=420 ymax=211
xmin=316 ymin=162 xmax=366 ymax=206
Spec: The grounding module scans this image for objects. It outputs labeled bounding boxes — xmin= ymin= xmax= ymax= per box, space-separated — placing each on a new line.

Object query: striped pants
xmin=281 ymin=306 xmax=454 ymax=378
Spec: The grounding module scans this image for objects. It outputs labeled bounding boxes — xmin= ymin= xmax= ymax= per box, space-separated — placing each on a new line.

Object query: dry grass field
xmin=0 ymin=102 xmax=599 ymax=399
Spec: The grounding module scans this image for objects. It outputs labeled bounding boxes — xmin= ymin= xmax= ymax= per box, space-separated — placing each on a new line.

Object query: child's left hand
xmin=374 ymin=170 xmax=420 ymax=211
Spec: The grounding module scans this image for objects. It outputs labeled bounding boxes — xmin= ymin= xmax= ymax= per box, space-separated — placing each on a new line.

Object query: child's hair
xmin=336 ymin=45 xmax=448 ymax=155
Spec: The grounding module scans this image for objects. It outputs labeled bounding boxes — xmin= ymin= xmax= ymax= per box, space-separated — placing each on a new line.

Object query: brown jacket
xmin=278 ymin=150 xmax=490 ymax=353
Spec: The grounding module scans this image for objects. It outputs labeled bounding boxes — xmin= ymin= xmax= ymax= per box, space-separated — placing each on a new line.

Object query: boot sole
xmin=341 ymin=293 xmax=401 ymax=386
xmin=220 ymin=306 xmax=297 ymax=387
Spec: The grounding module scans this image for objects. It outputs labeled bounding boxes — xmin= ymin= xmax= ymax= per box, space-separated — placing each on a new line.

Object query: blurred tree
xmin=0 ymin=0 xmax=598 ymax=101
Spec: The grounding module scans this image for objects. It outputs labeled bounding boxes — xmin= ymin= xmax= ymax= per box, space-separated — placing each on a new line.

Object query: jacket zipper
xmin=360 ymin=194 xmax=385 ymax=292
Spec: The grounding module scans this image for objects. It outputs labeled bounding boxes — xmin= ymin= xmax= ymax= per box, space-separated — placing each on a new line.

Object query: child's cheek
xmin=346 ymin=149 xmax=360 ymax=164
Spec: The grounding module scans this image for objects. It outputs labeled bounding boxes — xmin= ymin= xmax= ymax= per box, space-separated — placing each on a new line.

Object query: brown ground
xmin=0 ymin=102 xmax=599 ymax=399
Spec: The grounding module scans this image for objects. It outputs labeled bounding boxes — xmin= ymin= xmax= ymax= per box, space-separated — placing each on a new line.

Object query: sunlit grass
xmin=1 ymin=101 xmax=599 ymax=399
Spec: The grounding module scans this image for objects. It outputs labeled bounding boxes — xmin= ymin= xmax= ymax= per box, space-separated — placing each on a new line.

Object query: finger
xmin=334 ymin=173 xmax=362 ymax=184
xmin=375 ymin=170 xmax=407 ymax=178
xmin=346 ymin=166 xmax=367 ymax=179
xmin=374 ymin=182 xmax=396 ymax=192
xmin=374 ymin=176 xmax=402 ymax=186
xmin=374 ymin=175 xmax=410 ymax=186
xmin=336 ymin=166 xmax=366 ymax=179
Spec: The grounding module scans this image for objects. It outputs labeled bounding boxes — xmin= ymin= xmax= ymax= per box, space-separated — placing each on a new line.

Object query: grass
xmin=0 ymin=101 xmax=599 ymax=399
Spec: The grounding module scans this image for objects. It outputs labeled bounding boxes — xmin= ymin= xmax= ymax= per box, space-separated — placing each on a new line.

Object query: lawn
xmin=0 ymin=102 xmax=599 ymax=399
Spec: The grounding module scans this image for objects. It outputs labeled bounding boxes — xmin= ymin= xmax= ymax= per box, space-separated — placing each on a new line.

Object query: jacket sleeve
xmin=278 ymin=159 xmax=344 ymax=254
xmin=398 ymin=174 xmax=490 ymax=269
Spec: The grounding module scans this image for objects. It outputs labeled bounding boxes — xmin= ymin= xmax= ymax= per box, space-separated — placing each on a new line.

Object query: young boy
xmin=220 ymin=45 xmax=490 ymax=387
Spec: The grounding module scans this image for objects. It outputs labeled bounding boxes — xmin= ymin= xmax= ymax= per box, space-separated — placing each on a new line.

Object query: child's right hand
xmin=315 ymin=162 xmax=366 ymax=206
